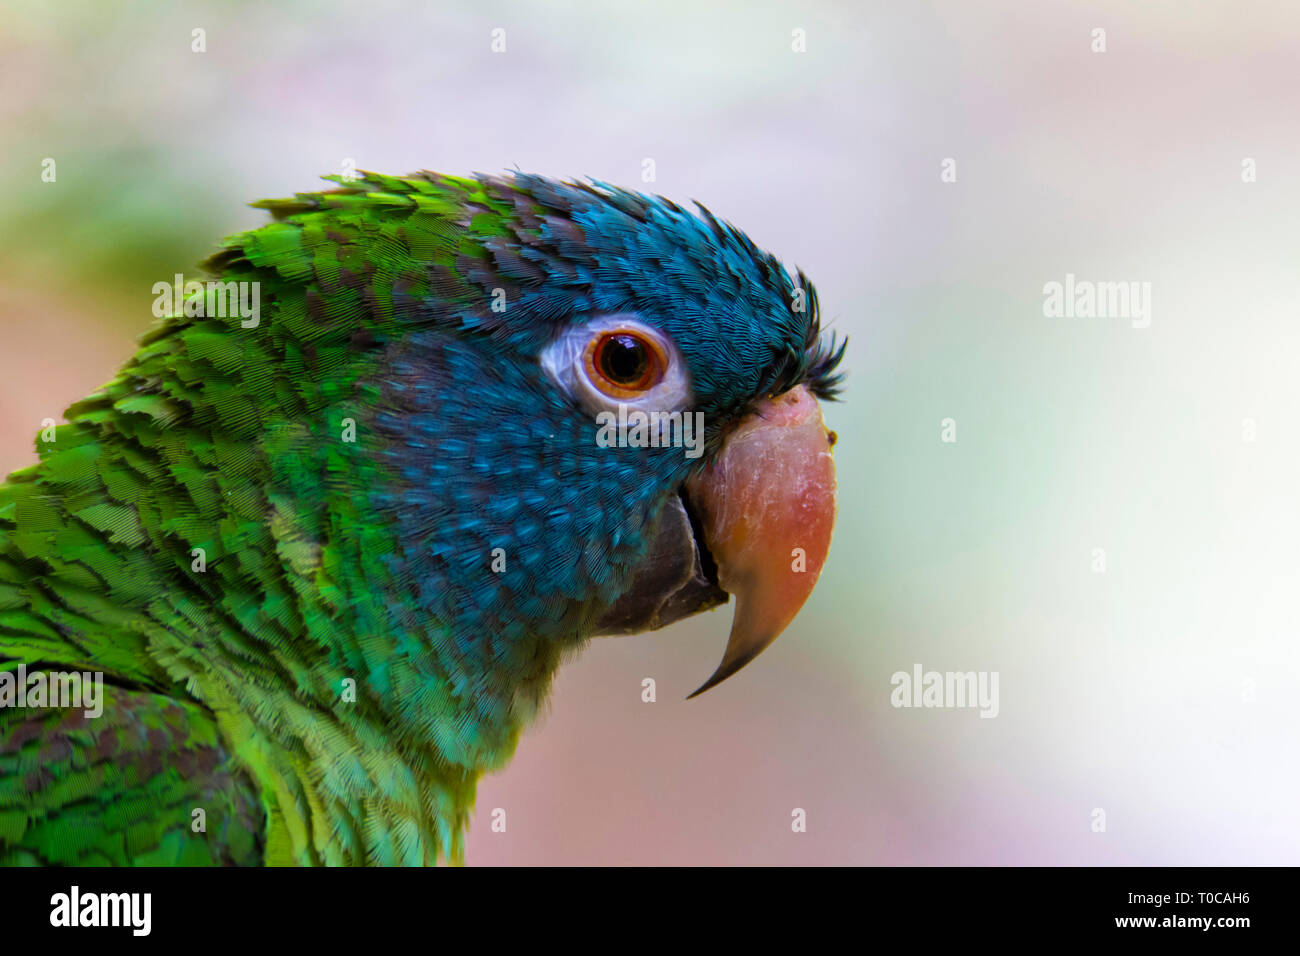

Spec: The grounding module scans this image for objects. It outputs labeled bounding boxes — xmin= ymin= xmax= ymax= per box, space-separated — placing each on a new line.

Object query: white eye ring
xmin=540 ymin=315 xmax=692 ymax=415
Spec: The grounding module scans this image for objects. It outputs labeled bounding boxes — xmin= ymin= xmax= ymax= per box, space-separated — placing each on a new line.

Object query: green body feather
xmin=1 ymin=173 xmax=541 ymax=864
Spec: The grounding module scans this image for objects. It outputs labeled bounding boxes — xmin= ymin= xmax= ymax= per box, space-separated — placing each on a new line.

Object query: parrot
xmin=0 ymin=170 xmax=844 ymax=866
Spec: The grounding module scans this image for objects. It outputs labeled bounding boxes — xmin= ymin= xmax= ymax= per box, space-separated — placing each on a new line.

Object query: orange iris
xmin=584 ymin=330 xmax=667 ymax=398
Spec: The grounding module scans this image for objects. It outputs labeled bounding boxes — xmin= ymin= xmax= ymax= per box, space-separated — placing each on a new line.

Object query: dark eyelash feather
xmin=779 ymin=270 xmax=846 ymax=401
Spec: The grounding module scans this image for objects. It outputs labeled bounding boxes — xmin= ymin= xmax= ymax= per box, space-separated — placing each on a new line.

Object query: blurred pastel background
xmin=2 ymin=0 xmax=1297 ymax=864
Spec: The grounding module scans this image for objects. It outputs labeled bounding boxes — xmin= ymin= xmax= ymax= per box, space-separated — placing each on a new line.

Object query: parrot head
xmin=241 ymin=172 xmax=847 ymax=705
xmin=213 ymin=171 xmax=846 ymax=715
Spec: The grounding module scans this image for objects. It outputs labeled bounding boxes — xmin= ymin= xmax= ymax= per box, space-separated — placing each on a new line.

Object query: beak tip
xmin=685 ymin=620 xmax=776 ymax=698
xmin=685 ymin=659 xmax=744 ymax=699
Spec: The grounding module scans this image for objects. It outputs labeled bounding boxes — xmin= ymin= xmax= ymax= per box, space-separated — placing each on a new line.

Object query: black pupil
xmin=600 ymin=334 xmax=648 ymax=383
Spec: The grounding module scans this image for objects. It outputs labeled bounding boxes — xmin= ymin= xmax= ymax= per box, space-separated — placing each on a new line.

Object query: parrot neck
xmin=1 ymin=346 xmax=581 ymax=864
xmin=2 ymin=437 xmax=555 ymax=865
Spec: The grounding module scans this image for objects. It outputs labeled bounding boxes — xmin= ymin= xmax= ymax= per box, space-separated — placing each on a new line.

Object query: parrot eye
xmin=540 ymin=314 xmax=692 ymax=417
xmin=586 ymin=330 xmax=666 ymax=397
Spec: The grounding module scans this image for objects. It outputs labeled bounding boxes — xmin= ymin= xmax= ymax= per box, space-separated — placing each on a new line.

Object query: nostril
xmin=826 ymin=429 xmax=838 ymax=447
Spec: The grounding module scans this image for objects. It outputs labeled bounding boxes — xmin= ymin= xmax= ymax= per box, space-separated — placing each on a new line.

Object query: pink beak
xmin=684 ymin=384 xmax=837 ymax=696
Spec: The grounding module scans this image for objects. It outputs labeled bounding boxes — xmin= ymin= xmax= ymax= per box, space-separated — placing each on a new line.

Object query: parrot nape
xmin=0 ymin=170 xmax=844 ymax=866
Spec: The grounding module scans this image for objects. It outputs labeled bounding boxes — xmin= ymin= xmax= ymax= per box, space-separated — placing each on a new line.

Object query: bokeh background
xmin=2 ymin=0 xmax=1297 ymax=864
